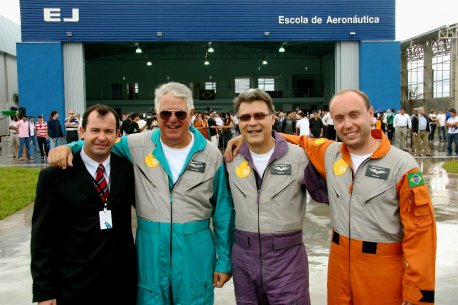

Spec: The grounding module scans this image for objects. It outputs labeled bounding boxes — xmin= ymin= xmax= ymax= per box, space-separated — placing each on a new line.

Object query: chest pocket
xmin=270 ymin=178 xmax=296 ymax=200
xmin=363 ymin=184 xmax=393 ymax=205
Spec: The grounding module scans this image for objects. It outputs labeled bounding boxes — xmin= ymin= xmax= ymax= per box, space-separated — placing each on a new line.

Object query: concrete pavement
xmin=0 ymin=139 xmax=457 ymax=305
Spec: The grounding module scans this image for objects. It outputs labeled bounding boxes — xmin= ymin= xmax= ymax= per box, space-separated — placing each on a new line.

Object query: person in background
xmin=295 ymin=110 xmax=310 ymax=137
xmin=17 ymin=114 xmax=33 ymax=161
xmin=193 ymin=112 xmax=209 ymax=139
xmin=375 ymin=113 xmax=386 ymax=133
xmin=221 ymin=113 xmax=234 ymax=150
xmin=281 ymin=111 xmax=296 ymax=135
xmin=65 ymin=109 xmax=80 ymax=144
xmin=136 ymin=115 xmax=148 ymax=133
xmin=76 ymin=113 xmax=83 ymax=140
xmin=436 ymin=109 xmax=447 ymax=142
xmin=411 ymin=106 xmax=431 ymax=157
xmin=393 ymin=107 xmax=411 ymax=151
xmin=28 ymin=116 xmax=39 ymax=153
xmin=127 ymin=113 xmax=141 ymax=134
xmin=275 ymin=111 xmax=285 ymax=132
xmin=309 ymin=110 xmax=324 ymax=138
xmin=8 ymin=114 xmax=19 ymax=158
xmin=445 ymin=108 xmax=458 ymax=156
xmin=47 ymin=110 xmax=64 ymax=150
xmin=385 ymin=109 xmax=395 ymax=141
xmin=120 ymin=113 xmax=132 ymax=135
xmin=35 ymin=115 xmax=49 ymax=161
xmin=428 ymin=109 xmax=438 ymax=142
xmin=207 ymin=111 xmax=220 ymax=147
xmin=322 ymin=110 xmax=336 ymax=140
xmin=147 ymin=116 xmax=159 ymax=131
xmin=215 ymin=112 xmax=224 ymax=148
xmin=230 ymin=113 xmax=239 ymax=138
xmin=31 ymin=104 xmax=137 ymax=305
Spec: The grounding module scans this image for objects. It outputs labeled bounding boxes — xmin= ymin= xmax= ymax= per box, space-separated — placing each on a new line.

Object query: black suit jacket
xmin=411 ymin=114 xmax=430 ymax=133
xmin=31 ymin=152 xmax=137 ymax=305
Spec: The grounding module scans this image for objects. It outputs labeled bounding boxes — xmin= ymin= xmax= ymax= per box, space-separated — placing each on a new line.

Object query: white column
xmin=335 ymin=41 xmax=359 ymax=91
xmin=63 ymin=43 xmax=86 ymax=116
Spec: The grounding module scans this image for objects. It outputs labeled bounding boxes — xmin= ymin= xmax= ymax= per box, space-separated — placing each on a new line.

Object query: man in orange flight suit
xmin=281 ymin=89 xmax=436 ymax=305
xmin=225 ymin=88 xmax=436 ymax=305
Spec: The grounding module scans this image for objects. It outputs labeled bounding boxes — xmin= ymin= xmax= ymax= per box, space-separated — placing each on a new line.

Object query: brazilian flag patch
xmin=408 ymin=172 xmax=425 ymax=188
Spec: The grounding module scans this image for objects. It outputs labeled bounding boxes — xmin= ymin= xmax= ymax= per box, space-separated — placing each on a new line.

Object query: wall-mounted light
xmin=66 ymin=32 xmax=73 ymax=37
xmin=156 ymin=32 xmax=163 ymax=37
xmin=264 ymin=31 xmax=270 ymax=36
xmin=349 ymin=32 xmax=356 ymax=36
xmin=279 ymin=46 xmax=286 ymax=53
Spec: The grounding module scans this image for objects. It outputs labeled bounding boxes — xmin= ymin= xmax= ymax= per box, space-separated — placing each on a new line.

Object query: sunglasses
xmin=159 ymin=110 xmax=188 ymax=120
xmin=238 ymin=112 xmax=271 ymax=122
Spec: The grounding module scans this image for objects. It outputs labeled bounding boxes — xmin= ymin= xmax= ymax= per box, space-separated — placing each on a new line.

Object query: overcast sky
xmin=0 ymin=0 xmax=456 ymax=41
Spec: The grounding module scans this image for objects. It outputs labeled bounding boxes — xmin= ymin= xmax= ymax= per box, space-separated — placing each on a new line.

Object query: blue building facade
xmin=18 ymin=0 xmax=399 ymax=120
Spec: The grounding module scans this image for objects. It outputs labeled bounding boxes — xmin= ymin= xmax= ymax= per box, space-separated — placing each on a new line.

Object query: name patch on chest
xmin=270 ymin=164 xmax=291 ymax=175
xmin=365 ymin=165 xmax=390 ymax=180
xmin=186 ymin=160 xmax=206 ymax=173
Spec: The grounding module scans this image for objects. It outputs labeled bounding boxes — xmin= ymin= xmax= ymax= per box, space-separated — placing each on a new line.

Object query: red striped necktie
xmin=95 ymin=164 xmax=110 ymax=202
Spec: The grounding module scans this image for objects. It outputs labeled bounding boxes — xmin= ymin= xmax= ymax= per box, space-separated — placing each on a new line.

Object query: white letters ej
xmin=44 ymin=8 xmax=79 ymax=22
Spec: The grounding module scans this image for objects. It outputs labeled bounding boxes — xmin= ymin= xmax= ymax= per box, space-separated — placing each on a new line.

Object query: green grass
xmin=442 ymin=160 xmax=458 ymax=174
xmin=0 ymin=167 xmax=41 ymax=219
xmin=0 ymin=160 xmax=457 ymax=220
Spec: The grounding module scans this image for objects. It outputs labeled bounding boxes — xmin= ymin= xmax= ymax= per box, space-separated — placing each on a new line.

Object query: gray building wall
xmin=0 ymin=15 xmax=20 ymax=136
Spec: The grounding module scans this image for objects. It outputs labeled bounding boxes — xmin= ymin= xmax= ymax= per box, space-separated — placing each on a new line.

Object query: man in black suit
xmin=31 ymin=104 xmax=137 ymax=305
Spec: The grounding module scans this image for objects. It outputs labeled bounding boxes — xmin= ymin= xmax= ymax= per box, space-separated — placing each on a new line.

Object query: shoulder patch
xmin=144 ymin=152 xmax=160 ymax=168
xmin=333 ymin=158 xmax=349 ymax=176
xmin=408 ymin=172 xmax=425 ymax=188
xmin=313 ymin=138 xmax=327 ymax=146
xmin=236 ymin=160 xmax=251 ymax=178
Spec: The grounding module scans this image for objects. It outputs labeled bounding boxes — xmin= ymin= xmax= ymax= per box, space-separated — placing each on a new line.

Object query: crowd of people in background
xmin=7 ymin=104 xmax=458 ymax=162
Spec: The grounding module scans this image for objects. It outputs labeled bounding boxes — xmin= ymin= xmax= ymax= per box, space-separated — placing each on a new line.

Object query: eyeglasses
xmin=238 ymin=112 xmax=271 ymax=122
xmin=159 ymin=110 xmax=188 ymax=120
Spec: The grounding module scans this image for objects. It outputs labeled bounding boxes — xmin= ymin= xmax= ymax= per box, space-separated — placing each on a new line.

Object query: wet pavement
xmin=0 ymin=138 xmax=457 ymax=305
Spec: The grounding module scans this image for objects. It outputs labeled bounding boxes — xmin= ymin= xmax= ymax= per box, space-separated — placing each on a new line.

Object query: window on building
xmin=127 ymin=82 xmax=139 ymax=99
xmin=406 ymin=39 xmax=451 ymax=100
xmin=432 ymin=51 xmax=450 ymax=98
xmin=235 ymin=77 xmax=250 ymax=93
xmin=407 ymin=59 xmax=424 ymax=100
xmin=205 ymin=82 xmax=216 ymax=92
xmin=258 ymin=77 xmax=275 ymax=91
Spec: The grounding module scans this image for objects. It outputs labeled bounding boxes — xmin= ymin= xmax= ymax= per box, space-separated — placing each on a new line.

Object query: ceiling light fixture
xmin=135 ymin=46 xmax=142 ymax=54
xmin=207 ymin=42 xmax=214 ymax=53
xmin=262 ymin=59 xmax=268 ymax=65
xmin=204 ymin=60 xmax=210 ymax=66
xmin=147 ymin=61 xmax=152 ymax=66
xmin=279 ymin=46 xmax=286 ymax=53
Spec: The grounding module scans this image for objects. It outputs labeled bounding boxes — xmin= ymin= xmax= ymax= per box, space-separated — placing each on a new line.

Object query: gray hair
xmin=233 ymin=88 xmax=275 ymax=114
xmin=154 ymin=82 xmax=194 ymax=112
